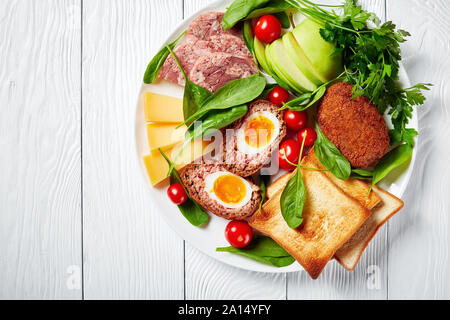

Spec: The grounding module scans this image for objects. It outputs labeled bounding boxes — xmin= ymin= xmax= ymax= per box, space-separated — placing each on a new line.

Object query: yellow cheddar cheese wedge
xmin=144 ymin=92 xmax=184 ymax=123
xmin=144 ymin=139 xmax=211 ymax=186
xmin=146 ymin=123 xmax=187 ymax=151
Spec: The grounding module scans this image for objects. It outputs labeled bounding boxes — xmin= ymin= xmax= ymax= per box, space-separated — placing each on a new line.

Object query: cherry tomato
xmin=254 ymin=15 xmax=282 ymax=43
xmin=269 ymin=86 xmax=290 ymax=107
xmin=225 ymin=220 xmax=253 ymax=248
xmin=278 ymin=139 xmax=301 ymax=171
xmin=284 ymin=110 xmax=309 ymax=132
xmin=298 ymin=128 xmax=317 ymax=147
xmin=167 ymin=183 xmax=188 ymax=205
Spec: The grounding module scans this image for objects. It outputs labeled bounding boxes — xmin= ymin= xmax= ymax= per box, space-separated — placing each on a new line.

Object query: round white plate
xmin=135 ymin=0 xmax=418 ymax=273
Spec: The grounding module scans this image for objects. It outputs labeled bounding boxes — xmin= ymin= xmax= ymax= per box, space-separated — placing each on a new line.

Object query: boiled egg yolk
xmin=212 ymin=174 xmax=247 ymax=205
xmin=244 ymin=116 xmax=275 ymax=148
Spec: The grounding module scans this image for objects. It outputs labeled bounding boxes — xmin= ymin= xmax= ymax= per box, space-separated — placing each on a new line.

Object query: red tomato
xmin=225 ymin=220 xmax=253 ymax=248
xmin=298 ymin=128 xmax=317 ymax=147
xmin=269 ymin=86 xmax=290 ymax=107
xmin=278 ymin=139 xmax=301 ymax=171
xmin=167 ymin=183 xmax=188 ymax=205
xmin=254 ymin=15 xmax=282 ymax=43
xmin=284 ymin=110 xmax=308 ymax=131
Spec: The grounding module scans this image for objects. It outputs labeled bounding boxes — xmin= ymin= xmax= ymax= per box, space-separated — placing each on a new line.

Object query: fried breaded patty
xmin=317 ymin=82 xmax=390 ymax=168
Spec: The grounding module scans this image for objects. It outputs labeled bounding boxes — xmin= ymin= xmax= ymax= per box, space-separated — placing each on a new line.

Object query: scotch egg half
xmin=236 ymin=111 xmax=281 ymax=155
xmin=204 ymin=171 xmax=253 ymax=209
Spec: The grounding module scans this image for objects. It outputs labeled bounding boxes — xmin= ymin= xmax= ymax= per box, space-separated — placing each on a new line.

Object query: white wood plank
xmin=386 ymin=0 xmax=450 ymax=300
xmin=82 ymin=0 xmax=185 ymax=299
xmin=287 ymin=0 xmax=389 ymax=299
xmin=182 ymin=0 xmax=287 ymax=300
xmin=0 ymin=0 xmax=82 ymax=299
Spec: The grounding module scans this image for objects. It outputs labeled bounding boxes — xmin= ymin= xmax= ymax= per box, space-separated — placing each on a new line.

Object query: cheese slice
xmin=147 ymin=123 xmax=187 ymax=151
xmin=144 ymin=140 xmax=211 ymax=186
xmin=144 ymin=92 xmax=184 ymax=123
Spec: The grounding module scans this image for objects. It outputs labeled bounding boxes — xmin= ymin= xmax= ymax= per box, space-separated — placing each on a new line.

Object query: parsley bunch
xmin=286 ymin=0 xmax=431 ymax=146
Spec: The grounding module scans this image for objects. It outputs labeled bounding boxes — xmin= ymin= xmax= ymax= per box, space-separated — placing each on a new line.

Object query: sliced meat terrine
xmin=159 ymin=12 xmax=258 ymax=92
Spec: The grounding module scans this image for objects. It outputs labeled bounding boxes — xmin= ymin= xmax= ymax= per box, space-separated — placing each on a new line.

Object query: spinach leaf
xmin=165 ymin=45 xmax=212 ymax=123
xmin=216 ymin=235 xmax=295 ymax=267
xmin=247 ymin=0 xmax=293 ymax=19
xmin=280 ymin=132 xmax=307 ymax=229
xmin=274 ymin=12 xmax=291 ymax=29
xmin=350 ymin=169 xmax=374 ymax=180
xmin=143 ymin=31 xmax=186 ymax=84
xmin=182 ymin=75 xmax=266 ymax=127
xmin=371 ymin=144 xmax=413 ymax=189
xmin=258 ymin=174 xmax=271 ymax=213
xmin=280 ymin=92 xmax=313 ymax=110
xmin=188 ymin=105 xmax=248 ymax=141
xmin=222 ymin=0 xmax=271 ymax=30
xmin=159 ymin=149 xmax=209 ymax=227
xmin=314 ymin=123 xmax=351 ymax=180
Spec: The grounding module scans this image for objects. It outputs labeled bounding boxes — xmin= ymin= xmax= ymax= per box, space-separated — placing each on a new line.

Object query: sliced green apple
xmin=268 ymin=39 xmax=318 ymax=93
xmin=254 ymin=37 xmax=272 ymax=75
xmin=282 ymin=32 xmax=326 ymax=85
xmin=292 ymin=18 xmax=343 ymax=81
xmin=265 ymin=42 xmax=304 ymax=93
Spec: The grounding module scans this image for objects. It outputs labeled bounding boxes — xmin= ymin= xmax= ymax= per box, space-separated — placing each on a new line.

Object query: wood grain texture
xmin=182 ymin=0 xmax=287 ymax=300
xmin=287 ymin=0 xmax=389 ymax=300
xmin=386 ymin=0 xmax=450 ymax=299
xmin=0 ymin=0 xmax=82 ymax=299
xmin=82 ymin=0 xmax=184 ymax=299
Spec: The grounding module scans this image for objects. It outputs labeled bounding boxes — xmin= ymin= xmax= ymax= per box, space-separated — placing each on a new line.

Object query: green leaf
xmin=182 ymin=75 xmax=266 ymax=126
xmin=216 ymin=236 xmax=295 ymax=267
xmin=314 ymin=123 xmax=351 ymax=180
xmin=280 ymin=130 xmax=308 ymax=229
xmin=159 ymin=149 xmax=209 ymax=227
xmin=350 ymin=169 xmax=374 ymax=180
xmin=371 ymin=144 xmax=413 ymax=189
xmin=222 ymin=0 xmax=271 ymax=30
xmin=143 ymin=31 xmax=186 ymax=84
xmin=258 ymin=174 xmax=271 ymax=213
xmin=246 ymin=0 xmax=293 ymax=19
xmin=274 ymin=11 xmax=291 ymax=29
xmin=183 ymin=82 xmax=212 ymax=123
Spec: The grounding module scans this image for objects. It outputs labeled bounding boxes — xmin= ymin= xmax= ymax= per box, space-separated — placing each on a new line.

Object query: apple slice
xmin=292 ymin=19 xmax=343 ymax=81
xmin=282 ymin=32 xmax=325 ymax=86
xmin=268 ymin=39 xmax=318 ymax=93
xmin=265 ymin=42 xmax=305 ymax=93
xmin=254 ymin=37 xmax=272 ymax=75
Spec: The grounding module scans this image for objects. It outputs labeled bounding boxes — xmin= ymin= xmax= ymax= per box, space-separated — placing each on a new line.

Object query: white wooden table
xmin=1 ymin=0 xmax=449 ymax=300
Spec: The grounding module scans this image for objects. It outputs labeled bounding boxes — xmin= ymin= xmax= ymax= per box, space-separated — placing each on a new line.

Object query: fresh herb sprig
xmin=286 ymin=0 xmax=431 ymax=146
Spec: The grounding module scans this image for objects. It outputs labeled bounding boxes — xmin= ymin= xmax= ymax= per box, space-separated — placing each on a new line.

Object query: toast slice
xmin=249 ymin=153 xmax=372 ymax=279
xmin=334 ymin=185 xmax=404 ymax=270
xmin=266 ymin=150 xmax=381 ymax=210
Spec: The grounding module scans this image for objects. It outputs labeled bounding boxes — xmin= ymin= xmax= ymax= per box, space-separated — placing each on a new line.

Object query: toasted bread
xmin=267 ymin=149 xmax=381 ymax=211
xmin=307 ymin=150 xmax=381 ymax=210
xmin=334 ymin=185 xmax=404 ymax=271
xmin=249 ymin=153 xmax=371 ymax=279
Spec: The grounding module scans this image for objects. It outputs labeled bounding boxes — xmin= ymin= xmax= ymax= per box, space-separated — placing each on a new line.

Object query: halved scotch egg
xmin=236 ymin=110 xmax=281 ymax=155
xmin=224 ymin=99 xmax=287 ymax=177
xmin=180 ymin=163 xmax=261 ymax=220
xmin=204 ymin=171 xmax=253 ymax=209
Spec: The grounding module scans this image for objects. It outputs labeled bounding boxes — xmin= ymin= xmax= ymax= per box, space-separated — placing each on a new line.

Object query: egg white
xmin=236 ymin=111 xmax=280 ymax=155
xmin=204 ymin=171 xmax=253 ymax=209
